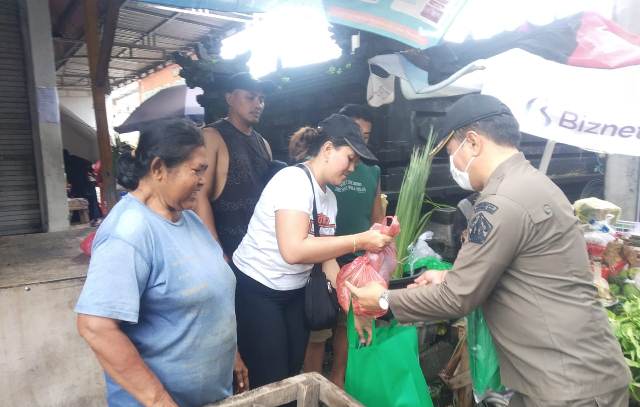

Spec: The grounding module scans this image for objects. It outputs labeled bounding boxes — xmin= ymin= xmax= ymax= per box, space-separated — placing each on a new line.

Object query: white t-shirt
xmin=233 ymin=166 xmax=337 ymax=291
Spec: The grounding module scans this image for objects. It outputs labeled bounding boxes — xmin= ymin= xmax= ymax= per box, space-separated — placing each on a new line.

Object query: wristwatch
xmin=378 ymin=289 xmax=390 ymax=311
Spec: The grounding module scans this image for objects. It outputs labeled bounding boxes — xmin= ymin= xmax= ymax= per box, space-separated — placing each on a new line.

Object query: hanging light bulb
xmin=221 ymin=2 xmax=342 ymax=78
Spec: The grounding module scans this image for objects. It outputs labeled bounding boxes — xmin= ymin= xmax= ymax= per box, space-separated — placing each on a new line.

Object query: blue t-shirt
xmin=75 ymin=194 xmax=236 ymax=407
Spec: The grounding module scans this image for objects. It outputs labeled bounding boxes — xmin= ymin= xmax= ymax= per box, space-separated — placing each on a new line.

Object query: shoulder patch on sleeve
xmin=475 ymin=201 xmax=498 ymax=214
xmin=469 ymin=212 xmax=494 ymax=244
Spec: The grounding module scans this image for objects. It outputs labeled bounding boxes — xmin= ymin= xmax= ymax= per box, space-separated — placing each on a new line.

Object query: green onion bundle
xmin=393 ymin=129 xmax=436 ymax=279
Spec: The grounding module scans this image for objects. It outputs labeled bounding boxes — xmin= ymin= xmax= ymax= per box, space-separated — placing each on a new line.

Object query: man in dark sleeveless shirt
xmin=196 ymin=72 xmax=275 ymax=260
xmin=195 ymin=73 xmax=274 ymax=393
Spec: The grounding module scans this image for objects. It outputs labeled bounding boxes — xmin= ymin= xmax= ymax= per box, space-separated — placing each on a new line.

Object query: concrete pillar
xmin=605 ymin=0 xmax=640 ymax=220
xmin=19 ymin=0 xmax=69 ymax=232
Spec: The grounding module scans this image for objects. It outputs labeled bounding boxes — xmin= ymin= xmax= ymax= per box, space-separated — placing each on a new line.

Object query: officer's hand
xmin=407 ymin=270 xmax=448 ymax=289
xmin=345 ymin=281 xmax=386 ymax=311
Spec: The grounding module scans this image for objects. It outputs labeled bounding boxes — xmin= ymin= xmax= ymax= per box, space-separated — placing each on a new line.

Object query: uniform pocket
xmin=528 ymin=203 xmax=554 ymax=224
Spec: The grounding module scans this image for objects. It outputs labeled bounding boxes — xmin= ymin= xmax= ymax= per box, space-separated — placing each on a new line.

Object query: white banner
xmin=480 ymin=49 xmax=640 ymax=156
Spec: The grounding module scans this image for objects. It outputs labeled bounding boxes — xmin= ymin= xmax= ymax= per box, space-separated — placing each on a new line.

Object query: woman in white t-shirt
xmin=232 ymin=114 xmax=392 ymax=389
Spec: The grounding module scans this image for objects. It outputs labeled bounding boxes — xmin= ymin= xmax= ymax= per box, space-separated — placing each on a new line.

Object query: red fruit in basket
xmin=609 ymin=260 xmax=627 ymax=276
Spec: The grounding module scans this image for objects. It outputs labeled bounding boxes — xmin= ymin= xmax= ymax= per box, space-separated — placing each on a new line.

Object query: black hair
xmin=338 ymin=104 xmax=373 ymax=123
xmin=453 ymin=114 xmax=521 ymax=148
xmin=117 ymin=119 xmax=204 ymax=190
xmin=288 ymin=127 xmax=350 ymax=163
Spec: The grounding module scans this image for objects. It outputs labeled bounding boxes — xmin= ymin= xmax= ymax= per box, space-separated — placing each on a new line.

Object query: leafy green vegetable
xmin=392 ymin=129 xmax=436 ymax=279
xmin=608 ymin=297 xmax=640 ymax=401
xmin=611 ymin=283 xmax=622 ymax=296
xmin=625 ymin=284 xmax=640 ymax=299
xmin=610 ymin=275 xmax=627 ymax=287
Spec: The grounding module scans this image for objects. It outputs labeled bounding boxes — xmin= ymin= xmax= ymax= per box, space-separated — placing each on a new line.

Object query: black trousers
xmin=234 ymin=268 xmax=309 ymax=389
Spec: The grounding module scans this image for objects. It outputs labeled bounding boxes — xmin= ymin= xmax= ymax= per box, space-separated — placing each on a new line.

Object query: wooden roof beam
xmin=96 ymin=0 xmax=125 ymax=89
xmin=84 ymin=0 xmax=117 ymax=212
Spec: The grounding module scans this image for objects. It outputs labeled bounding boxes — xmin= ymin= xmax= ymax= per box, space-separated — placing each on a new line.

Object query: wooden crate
xmin=207 ymin=373 xmax=363 ymax=407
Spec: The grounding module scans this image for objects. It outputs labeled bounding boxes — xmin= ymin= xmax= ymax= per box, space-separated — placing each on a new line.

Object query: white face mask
xmin=449 ymin=139 xmax=475 ymax=191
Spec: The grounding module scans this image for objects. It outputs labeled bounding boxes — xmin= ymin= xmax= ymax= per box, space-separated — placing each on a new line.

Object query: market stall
xmin=576 ymin=197 xmax=640 ymax=401
xmin=351 ymin=16 xmax=640 ymax=402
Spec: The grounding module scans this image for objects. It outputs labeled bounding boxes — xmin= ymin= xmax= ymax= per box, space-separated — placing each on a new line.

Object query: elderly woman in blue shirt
xmin=75 ymin=119 xmax=243 ymax=407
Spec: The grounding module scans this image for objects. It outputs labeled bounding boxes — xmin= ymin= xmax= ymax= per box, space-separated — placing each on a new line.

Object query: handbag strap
xmin=296 ymin=164 xmax=320 ymax=238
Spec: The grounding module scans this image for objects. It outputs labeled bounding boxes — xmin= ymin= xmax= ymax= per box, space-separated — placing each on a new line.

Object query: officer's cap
xmin=431 ymin=94 xmax=514 ymax=156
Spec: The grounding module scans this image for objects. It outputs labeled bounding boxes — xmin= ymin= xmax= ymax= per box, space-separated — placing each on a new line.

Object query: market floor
xmin=0 ymin=225 xmax=105 ymax=406
xmin=0 ymin=225 xmax=92 ymax=289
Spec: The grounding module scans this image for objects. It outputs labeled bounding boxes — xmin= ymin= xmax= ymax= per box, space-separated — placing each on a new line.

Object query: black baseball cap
xmin=431 ymin=94 xmax=514 ymax=156
xmin=318 ymin=114 xmax=378 ymax=163
xmin=225 ymin=72 xmax=276 ymax=94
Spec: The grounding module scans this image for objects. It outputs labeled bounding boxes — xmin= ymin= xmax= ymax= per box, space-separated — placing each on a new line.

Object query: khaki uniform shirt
xmin=389 ymin=153 xmax=630 ymax=400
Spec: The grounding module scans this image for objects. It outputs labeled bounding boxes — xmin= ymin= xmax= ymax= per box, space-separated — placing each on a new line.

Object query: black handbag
xmin=297 ymin=164 xmax=340 ymax=330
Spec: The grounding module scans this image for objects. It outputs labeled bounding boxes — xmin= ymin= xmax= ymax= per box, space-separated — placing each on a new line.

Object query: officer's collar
xmin=481 ymin=152 xmax=526 ymax=195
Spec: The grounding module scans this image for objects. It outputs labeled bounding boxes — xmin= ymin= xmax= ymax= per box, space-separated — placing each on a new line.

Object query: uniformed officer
xmin=346 ymin=94 xmax=631 ymax=406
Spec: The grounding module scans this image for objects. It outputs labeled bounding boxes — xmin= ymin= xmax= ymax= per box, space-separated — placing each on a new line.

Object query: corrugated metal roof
xmin=52 ymin=0 xmax=247 ymax=90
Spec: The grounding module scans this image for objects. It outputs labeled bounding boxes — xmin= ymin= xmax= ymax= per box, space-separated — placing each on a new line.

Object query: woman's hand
xmin=356 ymin=230 xmax=393 ymax=253
xmin=354 ymin=314 xmax=374 ymax=346
xmin=233 ymin=352 xmax=249 ymax=394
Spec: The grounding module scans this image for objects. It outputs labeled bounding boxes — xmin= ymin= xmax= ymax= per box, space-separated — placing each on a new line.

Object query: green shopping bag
xmin=345 ymin=308 xmax=434 ymax=407
xmin=407 ymin=258 xmax=505 ymax=401
xmin=466 ymin=308 xmax=505 ymax=400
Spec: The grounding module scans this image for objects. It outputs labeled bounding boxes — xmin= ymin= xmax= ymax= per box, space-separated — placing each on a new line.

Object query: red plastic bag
xmin=587 ymin=243 xmax=606 ymax=259
xmin=336 ymin=216 xmax=401 ymax=318
xmin=80 ymin=231 xmax=96 ymax=256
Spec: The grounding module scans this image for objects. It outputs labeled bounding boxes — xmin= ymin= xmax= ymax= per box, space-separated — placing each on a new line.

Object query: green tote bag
xmin=345 ymin=308 xmax=434 ymax=407
xmin=466 ymin=308 xmax=505 ymax=400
